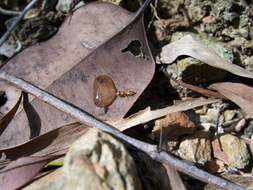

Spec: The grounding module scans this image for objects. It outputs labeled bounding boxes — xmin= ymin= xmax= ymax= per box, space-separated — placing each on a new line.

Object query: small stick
xmin=0 ymin=7 xmax=21 ymax=16
xmin=0 ymin=0 xmax=39 ymax=47
xmin=0 ymin=71 xmax=244 ymax=190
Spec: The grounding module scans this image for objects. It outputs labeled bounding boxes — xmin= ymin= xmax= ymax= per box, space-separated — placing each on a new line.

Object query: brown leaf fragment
xmin=178 ymin=132 xmax=212 ymax=164
xmin=210 ymin=82 xmax=253 ymax=118
xmin=173 ymin=79 xmax=226 ymax=99
xmin=153 ymin=112 xmax=196 ymax=140
xmin=160 ymin=35 xmax=253 ymax=79
xmin=0 ymin=122 xmax=88 ymax=164
xmin=0 ymin=155 xmax=62 ymax=190
xmin=112 ymin=98 xmax=219 ymax=131
xmin=163 ymin=164 xmax=186 ymax=190
xmin=0 ymin=1 xmax=155 ymax=148
xmin=206 ymin=159 xmax=225 ymax=173
xmin=212 ymin=140 xmax=230 ymax=166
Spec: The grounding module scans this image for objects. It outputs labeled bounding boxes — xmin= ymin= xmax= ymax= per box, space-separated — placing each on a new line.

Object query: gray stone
xmin=212 ymin=134 xmax=250 ymax=169
xmin=56 ymin=0 xmax=84 ymax=13
xmin=24 ymin=129 xmax=142 ymax=190
xmin=63 ymin=128 xmax=142 ymax=190
xmin=178 ymin=133 xmax=212 ymax=164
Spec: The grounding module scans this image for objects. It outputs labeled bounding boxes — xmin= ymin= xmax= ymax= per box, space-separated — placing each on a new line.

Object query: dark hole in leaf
xmin=0 ymin=91 xmax=7 ymax=107
xmin=121 ymin=40 xmax=143 ymax=57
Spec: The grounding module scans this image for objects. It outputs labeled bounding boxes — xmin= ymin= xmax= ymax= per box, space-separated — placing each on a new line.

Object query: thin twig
xmin=0 ymin=71 xmax=244 ymax=190
xmin=0 ymin=0 xmax=39 ymax=47
xmin=0 ymin=7 xmax=21 ymax=16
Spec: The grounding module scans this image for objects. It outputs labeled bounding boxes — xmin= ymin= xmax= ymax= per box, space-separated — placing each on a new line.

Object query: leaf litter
xmin=0 ymin=1 xmax=155 ymax=148
xmin=0 ymin=0 xmax=252 ymax=190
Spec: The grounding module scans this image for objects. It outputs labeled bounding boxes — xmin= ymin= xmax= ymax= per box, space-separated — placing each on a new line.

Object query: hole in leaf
xmin=121 ymin=40 xmax=143 ymax=57
xmin=0 ymin=91 xmax=7 ymax=107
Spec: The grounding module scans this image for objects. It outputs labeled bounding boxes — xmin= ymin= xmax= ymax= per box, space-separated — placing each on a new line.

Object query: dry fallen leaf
xmin=0 ymin=1 xmax=155 ymax=148
xmin=0 ymin=122 xmax=88 ymax=164
xmin=206 ymin=159 xmax=225 ymax=174
xmin=210 ymin=82 xmax=253 ymax=118
xmin=153 ymin=112 xmax=196 ymax=140
xmin=159 ymin=35 xmax=253 ymax=79
xmin=163 ymin=164 xmax=186 ymax=190
xmin=0 ymin=155 xmax=61 ymax=190
xmin=172 ymin=79 xmax=226 ymax=99
xmin=112 ymin=97 xmax=219 ymax=131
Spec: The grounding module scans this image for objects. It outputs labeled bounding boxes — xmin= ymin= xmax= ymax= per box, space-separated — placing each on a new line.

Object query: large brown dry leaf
xmin=210 ymin=82 xmax=253 ymax=118
xmin=0 ymin=155 xmax=61 ymax=190
xmin=0 ymin=1 xmax=155 ymax=148
xmin=0 ymin=122 xmax=88 ymax=164
xmin=160 ymin=35 xmax=253 ymax=79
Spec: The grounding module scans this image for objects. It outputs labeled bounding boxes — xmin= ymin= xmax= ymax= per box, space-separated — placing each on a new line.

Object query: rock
xmin=244 ymin=56 xmax=253 ymax=72
xmin=205 ymin=159 xmax=225 ymax=173
xmin=212 ymin=134 xmax=250 ymax=169
xmin=101 ymin=0 xmax=141 ymax=12
xmin=17 ymin=15 xmax=58 ymax=46
xmin=101 ymin=0 xmax=123 ymax=5
xmin=204 ymin=174 xmax=253 ymax=190
xmin=64 ymin=128 xmax=142 ymax=190
xmin=0 ymin=37 xmax=21 ymax=58
xmin=56 ymin=0 xmax=84 ymax=13
xmin=223 ymin=110 xmax=237 ymax=122
xmin=244 ymin=120 xmax=253 ymax=138
xmin=23 ymin=169 xmax=65 ymax=190
xmin=187 ymin=0 xmax=214 ymax=23
xmin=248 ymin=136 xmax=253 ymax=157
xmin=178 ymin=132 xmax=212 ymax=164
xmin=24 ymin=129 xmax=142 ymax=190
xmin=157 ymin=0 xmax=184 ymax=18
xmin=153 ymin=112 xmax=197 ymax=140
xmin=199 ymin=107 xmax=220 ymax=128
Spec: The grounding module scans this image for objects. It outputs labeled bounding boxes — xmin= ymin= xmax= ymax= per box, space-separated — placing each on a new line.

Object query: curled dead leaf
xmin=0 ymin=122 xmax=88 ymax=163
xmin=112 ymin=98 xmax=219 ymax=131
xmin=160 ymin=35 xmax=253 ymax=79
xmin=210 ymin=82 xmax=253 ymax=118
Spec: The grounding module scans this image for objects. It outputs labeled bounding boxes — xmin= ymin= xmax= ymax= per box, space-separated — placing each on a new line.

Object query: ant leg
xmin=104 ymin=107 xmax=108 ymax=114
